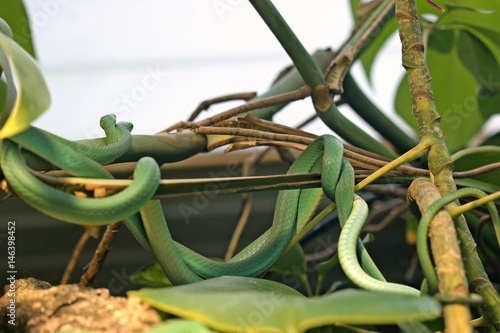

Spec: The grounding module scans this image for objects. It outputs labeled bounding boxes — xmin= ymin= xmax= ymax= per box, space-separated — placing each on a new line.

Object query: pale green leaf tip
xmin=0 ymin=30 xmax=51 ymax=138
xmin=0 ymin=18 xmax=13 ymax=39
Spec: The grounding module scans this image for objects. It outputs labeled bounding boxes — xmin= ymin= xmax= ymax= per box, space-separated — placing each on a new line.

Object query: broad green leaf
xmin=130 ymin=261 xmax=173 ymax=288
xmin=316 ymin=255 xmax=340 ymax=285
xmin=145 ymin=319 xmax=216 ymax=333
xmin=0 ymin=0 xmax=36 ymax=57
xmin=427 ymin=28 xmax=454 ymax=54
xmin=456 ymin=30 xmax=500 ymax=91
xmin=437 ymin=0 xmax=500 ymax=34
xmin=269 ymin=243 xmax=307 ymax=278
xmin=463 ymin=25 xmax=500 ymax=53
xmin=0 ymin=31 xmax=50 ymax=138
xmin=269 ymin=243 xmax=310 ymax=295
xmin=395 ymin=29 xmax=485 ymax=152
xmin=456 ymin=30 xmax=500 ymax=119
xmin=131 ymin=276 xmax=441 ymax=333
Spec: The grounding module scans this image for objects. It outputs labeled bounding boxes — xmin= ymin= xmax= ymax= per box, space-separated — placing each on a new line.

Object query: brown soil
xmin=0 ymin=278 xmax=161 ymax=333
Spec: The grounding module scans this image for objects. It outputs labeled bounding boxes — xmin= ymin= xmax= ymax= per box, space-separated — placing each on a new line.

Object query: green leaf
xmin=0 ymin=31 xmax=50 ymax=138
xmin=316 ymin=254 xmax=340 ymax=285
xmin=145 ymin=319 xmax=216 ymax=333
xmin=456 ymin=30 xmax=500 ymax=119
xmin=395 ymin=29 xmax=485 ymax=152
xmin=456 ymin=30 xmax=499 ymax=88
xmin=130 ymin=276 xmax=442 ymax=333
xmin=444 ymin=3 xmax=496 ymax=15
xmin=0 ymin=0 xmax=36 ymax=57
xmin=427 ymin=28 xmax=454 ymax=54
xmin=462 ymin=25 xmax=500 ymax=53
xmin=130 ymin=261 xmax=173 ymax=288
xmin=269 ymin=243 xmax=310 ymax=295
xmin=269 ymin=243 xmax=307 ymax=278
xmin=437 ymin=1 xmax=500 ymax=34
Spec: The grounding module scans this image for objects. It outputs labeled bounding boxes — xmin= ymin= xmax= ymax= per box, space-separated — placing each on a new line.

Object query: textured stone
xmin=0 ymin=278 xmax=161 ymax=333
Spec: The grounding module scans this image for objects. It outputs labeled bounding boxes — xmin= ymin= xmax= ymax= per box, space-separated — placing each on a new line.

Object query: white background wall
xmin=24 ymin=0 xmax=408 ymax=140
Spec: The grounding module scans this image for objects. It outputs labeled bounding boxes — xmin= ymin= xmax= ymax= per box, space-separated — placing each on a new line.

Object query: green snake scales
xmin=1 ymin=115 xmax=422 ymax=295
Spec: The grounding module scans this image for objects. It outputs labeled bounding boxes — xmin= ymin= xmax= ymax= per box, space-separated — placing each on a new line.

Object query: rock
xmin=0 ymin=278 xmax=161 ymax=333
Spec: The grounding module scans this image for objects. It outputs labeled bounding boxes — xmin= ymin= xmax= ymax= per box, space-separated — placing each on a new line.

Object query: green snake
xmin=1 ymin=115 xmax=160 ymax=225
xmin=1 ymin=116 xmax=421 ymax=295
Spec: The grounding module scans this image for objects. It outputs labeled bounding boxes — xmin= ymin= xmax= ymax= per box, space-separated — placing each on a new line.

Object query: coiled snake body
xmin=0 ymin=116 xmax=419 ymax=295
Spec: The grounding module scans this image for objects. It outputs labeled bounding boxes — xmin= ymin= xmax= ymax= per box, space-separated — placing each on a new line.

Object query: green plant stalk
xmin=455 ymin=214 xmax=500 ymax=329
xmin=465 ymin=212 xmax=500 ymax=258
xmin=396 ymin=0 xmax=500 ymax=329
xmin=249 ymin=0 xmax=325 ymax=92
xmin=250 ymin=50 xmax=335 ymax=120
xmin=317 ymin=105 xmax=397 ymax=158
xmin=451 ymin=145 xmax=500 ymax=163
xmin=250 ymin=0 xmax=396 ymax=158
xmin=342 ymin=71 xmax=417 ymax=153
xmin=395 ymin=0 xmax=474 ymax=332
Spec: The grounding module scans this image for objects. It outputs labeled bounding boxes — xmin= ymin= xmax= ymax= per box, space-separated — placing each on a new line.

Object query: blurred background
xmin=25 ymin=0 xmax=408 ymax=140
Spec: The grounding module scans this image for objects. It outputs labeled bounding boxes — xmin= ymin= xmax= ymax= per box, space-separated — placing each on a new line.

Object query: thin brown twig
xmin=194 ymin=86 xmax=312 ymax=127
xmin=344 ymin=143 xmax=392 ymax=162
xmin=79 ymin=221 xmax=123 ymax=287
xmin=223 ymin=139 xmax=308 ymax=153
xmin=230 ymin=113 xmax=318 ymax=139
xmin=305 ymin=243 xmax=338 ymax=263
xmin=453 ymin=162 xmax=500 ymax=178
xmin=225 ymin=194 xmax=254 ymax=261
xmin=192 ymin=126 xmax=314 ymax=145
xmin=193 ymin=126 xmax=424 ymax=179
xmin=162 ymin=92 xmax=258 ymax=132
xmin=188 ymin=92 xmax=258 ymax=122
xmin=343 ymin=148 xmax=429 ymax=176
xmin=225 ymin=147 xmax=278 ymax=260
xmin=60 ymin=229 xmax=92 ymax=284
xmin=363 ymin=200 xmax=408 ymax=233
